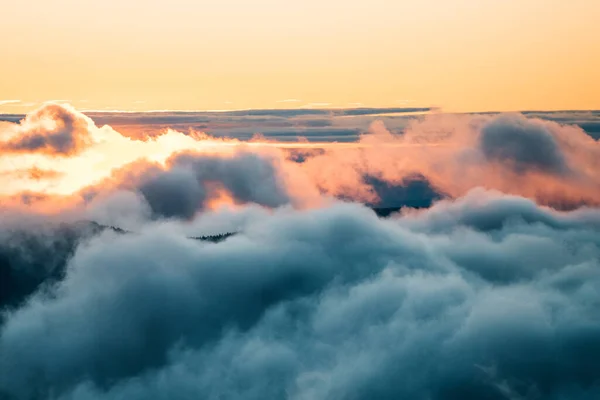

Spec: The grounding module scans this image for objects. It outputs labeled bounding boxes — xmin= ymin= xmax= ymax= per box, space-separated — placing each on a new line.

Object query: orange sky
xmin=1 ymin=0 xmax=598 ymax=113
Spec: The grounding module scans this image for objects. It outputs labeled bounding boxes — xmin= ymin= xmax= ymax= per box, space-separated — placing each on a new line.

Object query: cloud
xmin=301 ymin=102 xmax=332 ymax=108
xmin=297 ymin=114 xmax=600 ymax=209
xmin=0 ymin=103 xmax=94 ymax=157
xmin=479 ymin=114 xmax=570 ymax=175
xmin=0 ymin=103 xmax=598 ymax=217
xmin=78 ymin=148 xmax=316 ymax=220
xmin=363 ymin=173 xmax=445 ymax=209
xmin=138 ymin=167 xmax=207 ymax=219
xmin=0 ymin=219 xmax=104 ymax=312
xmin=168 ymin=151 xmax=293 ymax=208
xmin=1 ymin=104 xmax=327 ymax=198
xmin=0 ymin=167 xmax=64 ymax=181
xmin=0 ymin=106 xmax=428 ymax=143
xmin=0 ymin=105 xmax=600 ymax=399
xmin=0 ymin=100 xmax=21 ymax=106
xmin=0 ymin=193 xmax=599 ymax=399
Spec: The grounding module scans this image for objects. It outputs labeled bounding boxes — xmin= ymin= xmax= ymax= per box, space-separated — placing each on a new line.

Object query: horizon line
xmin=0 ymin=105 xmax=599 ymax=117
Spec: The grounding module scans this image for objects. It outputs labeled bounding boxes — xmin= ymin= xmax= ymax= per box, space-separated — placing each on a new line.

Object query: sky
xmin=1 ymin=2 xmax=600 ymax=394
xmin=1 ymin=0 xmax=599 ymax=113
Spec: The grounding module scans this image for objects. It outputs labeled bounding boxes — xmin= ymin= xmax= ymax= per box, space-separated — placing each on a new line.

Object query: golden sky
xmin=1 ymin=0 xmax=598 ymax=113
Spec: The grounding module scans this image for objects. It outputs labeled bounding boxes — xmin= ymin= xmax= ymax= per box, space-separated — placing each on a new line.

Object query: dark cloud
xmin=0 ymin=216 xmax=234 ymax=317
xmin=134 ymin=151 xmax=292 ymax=219
xmin=0 ymin=104 xmax=93 ymax=156
xmin=171 ymin=151 xmax=291 ymax=208
xmin=0 ymin=221 xmax=106 ymax=312
xmin=364 ymin=174 xmax=445 ymax=209
xmin=479 ymin=114 xmax=570 ymax=175
xmin=0 ymin=114 xmax=23 ymax=123
xmin=139 ymin=168 xmax=206 ymax=220
xmin=0 ymin=194 xmax=599 ymax=399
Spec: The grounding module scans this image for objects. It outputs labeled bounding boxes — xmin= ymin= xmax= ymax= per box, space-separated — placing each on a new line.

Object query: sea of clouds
xmin=0 ymin=104 xmax=599 ymax=399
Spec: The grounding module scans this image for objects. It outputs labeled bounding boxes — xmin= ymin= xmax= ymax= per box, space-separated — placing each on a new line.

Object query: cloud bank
xmin=1 ymin=104 xmax=599 ymax=399
xmin=1 ymin=192 xmax=600 ymax=399
xmin=1 ymin=103 xmax=598 ymax=214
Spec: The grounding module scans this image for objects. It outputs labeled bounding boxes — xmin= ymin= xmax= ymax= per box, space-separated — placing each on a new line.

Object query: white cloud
xmin=0 ymin=100 xmax=21 ymax=106
xmin=276 ymin=99 xmax=302 ymax=103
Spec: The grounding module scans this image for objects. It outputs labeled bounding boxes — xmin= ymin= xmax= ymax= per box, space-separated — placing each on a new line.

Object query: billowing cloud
xmin=363 ymin=173 xmax=445 ymax=209
xmin=0 ymin=219 xmax=105 ymax=312
xmin=167 ymin=151 xmax=292 ymax=209
xmin=1 ymin=104 xmax=599 ymax=216
xmin=134 ymin=150 xmax=293 ymax=220
xmin=0 ymin=104 xmax=314 ymax=198
xmin=138 ymin=167 xmax=207 ymax=219
xmin=0 ymin=104 xmax=94 ymax=156
xmin=0 ymin=192 xmax=599 ymax=399
xmin=1 ymin=104 xmax=600 ymax=399
xmin=479 ymin=114 xmax=570 ymax=175
xmin=77 ymin=148 xmax=317 ymax=220
xmin=298 ymin=114 xmax=600 ymax=209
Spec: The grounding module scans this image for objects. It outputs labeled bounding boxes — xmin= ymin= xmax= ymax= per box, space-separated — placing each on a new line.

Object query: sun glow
xmin=2 ymin=103 xmax=599 ymax=217
xmin=204 ymin=183 xmax=240 ymax=211
xmin=0 ymin=104 xmax=456 ymax=197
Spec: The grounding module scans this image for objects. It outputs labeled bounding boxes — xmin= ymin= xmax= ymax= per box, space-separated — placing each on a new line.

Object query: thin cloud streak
xmin=0 ymin=100 xmax=21 ymax=106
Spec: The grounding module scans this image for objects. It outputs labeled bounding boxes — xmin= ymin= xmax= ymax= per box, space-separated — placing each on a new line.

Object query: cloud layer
xmin=0 ymin=104 xmax=599 ymax=213
xmin=1 ymin=192 xmax=600 ymax=399
xmin=1 ymin=104 xmax=600 ymax=399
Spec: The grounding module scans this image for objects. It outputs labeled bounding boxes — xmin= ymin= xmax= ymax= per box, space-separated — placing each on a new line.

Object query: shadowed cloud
xmin=479 ymin=114 xmax=570 ymax=175
xmin=132 ymin=151 xmax=294 ymax=219
xmin=0 ymin=106 xmax=599 ymax=400
xmin=0 ymin=193 xmax=599 ymax=399
xmin=0 ymin=104 xmax=94 ymax=157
